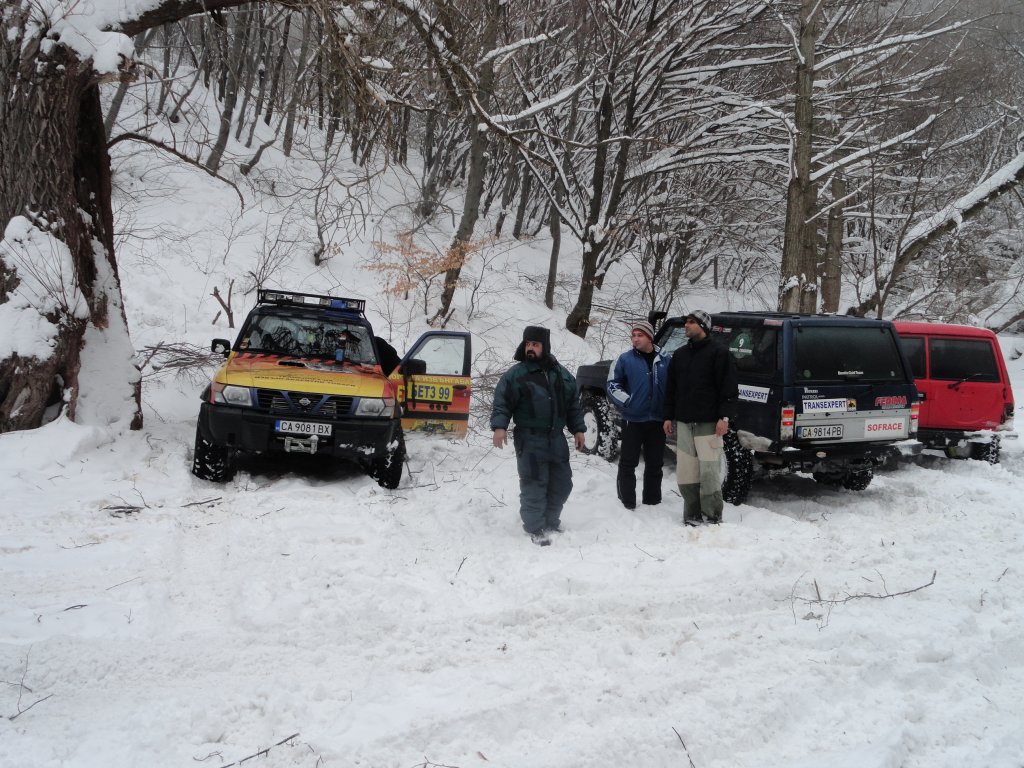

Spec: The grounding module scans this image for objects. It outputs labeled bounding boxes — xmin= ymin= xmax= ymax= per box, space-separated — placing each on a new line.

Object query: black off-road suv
xmin=577 ymin=311 xmax=921 ymax=503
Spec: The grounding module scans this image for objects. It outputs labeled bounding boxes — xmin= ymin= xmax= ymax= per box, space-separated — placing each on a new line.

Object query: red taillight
xmin=910 ymin=402 xmax=920 ymax=434
xmin=781 ymin=406 xmax=795 ymax=440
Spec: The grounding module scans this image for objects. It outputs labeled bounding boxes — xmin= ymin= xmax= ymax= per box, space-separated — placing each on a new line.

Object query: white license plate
xmin=275 ymin=420 xmax=332 ymax=436
xmin=798 ymin=424 xmax=844 ymax=439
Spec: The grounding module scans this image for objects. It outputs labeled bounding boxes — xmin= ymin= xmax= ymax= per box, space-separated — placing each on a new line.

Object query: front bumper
xmin=197 ymin=402 xmax=399 ymax=460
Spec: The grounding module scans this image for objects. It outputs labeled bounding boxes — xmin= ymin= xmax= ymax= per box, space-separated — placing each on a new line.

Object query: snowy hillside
xmin=3 ymin=104 xmax=1024 ymax=768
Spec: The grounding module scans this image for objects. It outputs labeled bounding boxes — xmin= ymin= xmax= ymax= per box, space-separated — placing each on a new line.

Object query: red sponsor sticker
xmin=866 ymin=421 xmax=903 ymax=432
xmin=874 ymin=395 xmax=907 ymax=408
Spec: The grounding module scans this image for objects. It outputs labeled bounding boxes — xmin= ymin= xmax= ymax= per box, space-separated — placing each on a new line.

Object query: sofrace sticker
xmin=802 ymin=398 xmax=848 ymax=413
xmin=739 ymin=384 xmax=770 ymax=403
xmin=864 ymin=418 xmax=907 ymax=437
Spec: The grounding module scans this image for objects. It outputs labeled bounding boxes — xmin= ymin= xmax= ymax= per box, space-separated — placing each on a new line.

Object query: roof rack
xmin=257 ymin=289 xmax=366 ymax=313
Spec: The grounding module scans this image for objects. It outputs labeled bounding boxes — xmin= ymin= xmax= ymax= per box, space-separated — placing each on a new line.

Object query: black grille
xmin=255 ymin=389 xmax=352 ymax=416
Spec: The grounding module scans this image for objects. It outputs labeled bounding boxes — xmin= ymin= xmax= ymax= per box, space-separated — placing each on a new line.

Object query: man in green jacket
xmin=491 ymin=326 xmax=587 ymax=545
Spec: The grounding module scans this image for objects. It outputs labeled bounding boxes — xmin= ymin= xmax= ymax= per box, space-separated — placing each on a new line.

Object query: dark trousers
xmin=513 ymin=429 xmax=573 ymax=533
xmin=616 ymin=420 xmax=667 ymax=507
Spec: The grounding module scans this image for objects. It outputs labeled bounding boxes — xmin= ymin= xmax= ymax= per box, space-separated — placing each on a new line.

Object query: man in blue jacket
xmin=491 ymin=326 xmax=587 ymax=545
xmin=607 ymin=320 xmax=672 ymax=509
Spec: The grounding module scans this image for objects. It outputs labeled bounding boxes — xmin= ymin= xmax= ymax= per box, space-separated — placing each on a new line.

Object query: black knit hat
xmin=514 ymin=325 xmax=551 ymax=361
xmin=686 ymin=309 xmax=712 ymax=335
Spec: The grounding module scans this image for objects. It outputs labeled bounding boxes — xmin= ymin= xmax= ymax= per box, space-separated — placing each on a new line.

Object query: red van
xmin=894 ymin=321 xmax=1015 ymax=463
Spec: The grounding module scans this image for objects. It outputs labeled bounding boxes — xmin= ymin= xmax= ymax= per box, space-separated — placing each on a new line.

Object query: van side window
xmin=900 ymin=336 xmax=926 ymax=379
xmin=929 ymin=338 xmax=999 ymax=382
xmin=720 ymin=326 xmax=778 ymax=376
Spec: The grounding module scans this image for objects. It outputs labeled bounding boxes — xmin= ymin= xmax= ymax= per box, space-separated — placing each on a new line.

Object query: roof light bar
xmin=257 ymin=289 xmax=366 ymax=313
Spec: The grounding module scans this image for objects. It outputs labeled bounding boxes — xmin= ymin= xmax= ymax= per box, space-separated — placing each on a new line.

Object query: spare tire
xmin=579 ymin=392 xmax=620 ymax=461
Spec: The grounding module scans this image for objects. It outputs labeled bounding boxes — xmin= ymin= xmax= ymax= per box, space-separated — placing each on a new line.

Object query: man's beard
xmin=526 ymin=350 xmax=538 ymax=359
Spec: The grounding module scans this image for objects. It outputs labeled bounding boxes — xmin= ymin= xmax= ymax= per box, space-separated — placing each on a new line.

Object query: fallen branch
xmin=799 ymin=570 xmax=937 ymax=606
xmin=182 ymin=497 xmax=223 ymax=508
xmin=672 ymin=727 xmax=697 ymax=768
xmin=634 ymin=544 xmax=664 ymax=562
xmin=8 ymin=693 xmax=53 ymax=721
xmin=215 ymin=733 xmax=300 ymax=768
xmin=7 ymin=649 xmax=52 ymax=721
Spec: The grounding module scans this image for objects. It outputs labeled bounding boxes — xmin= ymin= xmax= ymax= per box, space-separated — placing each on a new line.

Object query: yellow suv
xmin=192 ymin=290 xmax=472 ymax=488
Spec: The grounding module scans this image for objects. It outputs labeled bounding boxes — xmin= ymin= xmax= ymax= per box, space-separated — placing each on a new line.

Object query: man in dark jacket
xmin=491 ymin=326 xmax=587 ymax=545
xmin=607 ymin=320 xmax=671 ymax=509
xmin=662 ymin=310 xmax=739 ymax=525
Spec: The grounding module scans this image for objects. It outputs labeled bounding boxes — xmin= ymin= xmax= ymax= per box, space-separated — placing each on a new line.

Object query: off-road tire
xmin=580 ymin=392 xmax=620 ymax=461
xmin=970 ymin=435 xmax=1001 ymax=465
xmin=371 ymin=429 xmax=406 ymax=489
xmin=721 ymin=430 xmax=754 ymax=505
xmin=841 ymin=468 xmax=873 ymax=491
xmin=191 ymin=425 xmax=235 ymax=482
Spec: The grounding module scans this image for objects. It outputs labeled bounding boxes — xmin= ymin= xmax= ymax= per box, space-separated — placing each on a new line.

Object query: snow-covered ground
xmin=4 ymin=358 xmax=1024 ymax=768
xmin=4 ymin=112 xmax=1024 ymax=768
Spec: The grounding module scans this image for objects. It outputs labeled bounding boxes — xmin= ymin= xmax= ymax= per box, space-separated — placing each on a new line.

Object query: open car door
xmin=389 ymin=331 xmax=472 ymax=437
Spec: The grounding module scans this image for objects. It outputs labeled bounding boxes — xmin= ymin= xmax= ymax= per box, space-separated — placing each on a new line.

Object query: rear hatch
xmin=788 ymin=322 xmax=917 ymax=445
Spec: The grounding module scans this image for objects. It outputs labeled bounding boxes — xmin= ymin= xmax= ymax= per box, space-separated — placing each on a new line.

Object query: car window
xmin=404 ymin=335 xmax=468 ymax=376
xmin=900 ymin=336 xmax=926 ymax=378
xmin=718 ymin=326 xmax=778 ymax=376
xmin=928 ymin=337 xmax=999 ymax=382
xmin=238 ymin=312 xmax=377 ymax=365
xmin=794 ymin=326 xmax=907 ymax=382
xmin=658 ymin=324 xmax=689 ymax=355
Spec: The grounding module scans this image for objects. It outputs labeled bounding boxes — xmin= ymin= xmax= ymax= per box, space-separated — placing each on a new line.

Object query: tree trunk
xmin=544 ymin=186 xmax=562 ymax=310
xmin=1 ymin=27 xmax=140 ymax=431
xmin=821 ymin=174 xmax=845 ymax=313
xmin=206 ymin=8 xmax=249 ymax=172
xmin=779 ymin=0 xmax=819 ymax=313
xmin=2 ymin=0 xmax=261 ymax=433
xmin=512 ymin=164 xmax=533 ymax=239
xmin=432 ymin=0 xmax=501 ymax=323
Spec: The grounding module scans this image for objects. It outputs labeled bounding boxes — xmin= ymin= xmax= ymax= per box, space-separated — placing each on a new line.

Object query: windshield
xmin=236 ymin=310 xmax=377 ymax=366
xmin=658 ymin=323 xmax=690 ymax=355
xmin=794 ymin=325 xmax=907 ymax=383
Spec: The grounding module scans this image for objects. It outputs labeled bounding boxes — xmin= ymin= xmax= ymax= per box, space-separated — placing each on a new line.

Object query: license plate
xmin=412 ymin=383 xmax=453 ymax=402
xmin=798 ymin=424 xmax=844 ymax=439
xmin=275 ymin=420 xmax=332 ymax=436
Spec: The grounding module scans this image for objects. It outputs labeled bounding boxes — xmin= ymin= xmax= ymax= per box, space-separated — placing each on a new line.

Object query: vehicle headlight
xmin=355 ymin=397 xmax=396 ymax=417
xmin=211 ymin=383 xmax=254 ymax=407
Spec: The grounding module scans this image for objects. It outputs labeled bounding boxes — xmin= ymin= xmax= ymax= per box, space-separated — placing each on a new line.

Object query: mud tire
xmin=371 ymin=429 xmax=406 ymax=489
xmin=841 ymin=468 xmax=874 ymax=491
xmin=721 ymin=430 xmax=754 ymax=505
xmin=191 ymin=425 xmax=235 ymax=482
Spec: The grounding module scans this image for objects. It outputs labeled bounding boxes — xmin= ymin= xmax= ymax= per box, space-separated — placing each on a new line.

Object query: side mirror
xmin=648 ymin=310 xmax=668 ymax=327
xmin=211 ymin=338 xmax=231 ymax=357
xmin=401 ymin=358 xmax=427 ymax=376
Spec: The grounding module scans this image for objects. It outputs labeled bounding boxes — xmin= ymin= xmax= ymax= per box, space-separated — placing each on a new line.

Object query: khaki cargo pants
xmin=674 ymin=421 xmax=724 ymax=522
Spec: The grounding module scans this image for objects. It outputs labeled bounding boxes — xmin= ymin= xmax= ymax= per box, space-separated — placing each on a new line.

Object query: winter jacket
xmin=490 ymin=355 xmax=586 ymax=434
xmin=663 ymin=335 xmax=739 ymax=424
xmin=607 ymin=347 xmax=671 ymax=422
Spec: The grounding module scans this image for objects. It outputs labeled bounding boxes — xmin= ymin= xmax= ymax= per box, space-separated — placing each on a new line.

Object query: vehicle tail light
xmin=909 ymin=402 xmax=920 ymax=434
xmin=780 ymin=406 xmax=795 ymax=440
xmin=1003 ymin=401 xmax=1015 ymax=424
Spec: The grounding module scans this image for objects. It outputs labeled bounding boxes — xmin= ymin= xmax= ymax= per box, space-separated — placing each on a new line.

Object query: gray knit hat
xmin=686 ymin=309 xmax=712 ymax=335
xmin=631 ymin=320 xmax=655 ymax=340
